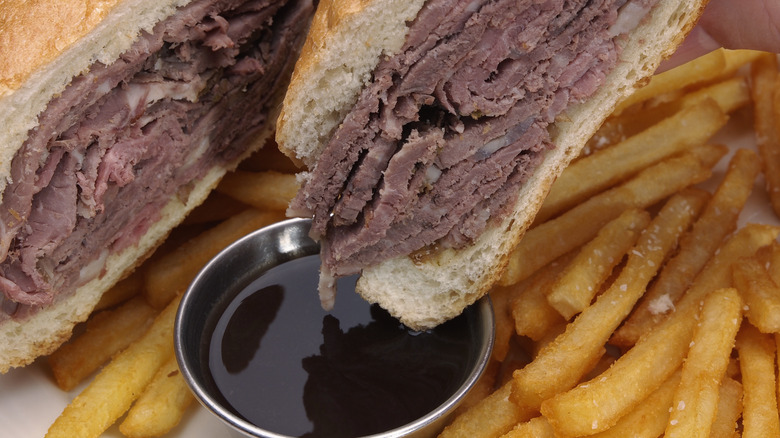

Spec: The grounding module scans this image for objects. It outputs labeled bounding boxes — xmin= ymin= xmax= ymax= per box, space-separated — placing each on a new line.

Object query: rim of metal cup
xmin=175 ymin=217 xmax=495 ymax=438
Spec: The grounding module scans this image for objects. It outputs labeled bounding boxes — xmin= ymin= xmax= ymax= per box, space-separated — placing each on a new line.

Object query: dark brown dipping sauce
xmin=204 ymin=254 xmax=479 ymax=437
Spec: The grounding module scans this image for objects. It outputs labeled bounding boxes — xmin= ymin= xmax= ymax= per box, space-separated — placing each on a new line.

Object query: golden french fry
xmin=453 ymin=359 xmax=502 ymax=417
xmin=512 ymin=190 xmax=705 ymax=413
xmin=490 ymin=285 xmax=519 ymax=362
xmin=672 ymin=224 xmax=780 ymax=317
xmin=584 ymin=76 xmax=749 ymax=154
xmin=509 ymin=252 xmax=572 ymax=341
xmin=613 ymin=148 xmax=761 ymax=346
xmin=581 ymin=349 xmax=617 ymax=383
xmin=539 ymin=287 xmax=700 ymax=436
xmin=736 ymin=322 xmax=780 ymax=438
xmin=238 ymin=140 xmax=300 ymax=174
xmin=757 ymin=241 xmax=780 ymax=285
xmin=537 ymin=99 xmax=727 ymax=222
xmin=48 ymin=296 xmax=157 ymax=391
xmin=216 ymin=170 xmax=299 ymax=211
xmin=182 ymin=191 xmax=249 ymax=225
xmin=733 ymin=256 xmax=780 ymax=333
xmin=93 ymin=270 xmax=145 ymax=312
xmin=665 ymin=288 xmax=743 ymax=438
xmin=777 ymin=333 xmax=780 ymax=426
xmin=680 ymin=74 xmax=752 ymax=114
xmin=437 ymin=380 xmax=535 ymax=438
xmin=546 ymin=208 xmax=651 ymax=319
xmin=500 ymin=145 xmax=723 ymax=285
xmin=119 ymin=355 xmax=195 ymax=438
xmin=144 ymin=208 xmax=285 ymax=308
xmin=615 ymin=48 xmax=728 ymax=113
xmin=587 ymin=369 xmax=682 ymax=438
xmin=721 ymin=49 xmax=766 ymax=75
xmin=750 ymin=53 xmax=780 ymax=217
xmin=710 ymin=377 xmax=743 ymax=438
xmin=499 ymin=416 xmax=555 ymax=438
xmin=46 ymin=295 xmax=180 ymax=438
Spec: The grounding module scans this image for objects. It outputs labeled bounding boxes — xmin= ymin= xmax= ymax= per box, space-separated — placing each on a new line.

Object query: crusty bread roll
xmin=277 ymin=0 xmax=708 ymax=330
xmin=0 ymin=0 xmax=313 ymax=372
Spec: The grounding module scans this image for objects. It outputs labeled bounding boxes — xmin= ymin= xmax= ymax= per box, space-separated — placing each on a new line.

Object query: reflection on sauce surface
xmin=205 ymin=255 xmax=478 ymax=437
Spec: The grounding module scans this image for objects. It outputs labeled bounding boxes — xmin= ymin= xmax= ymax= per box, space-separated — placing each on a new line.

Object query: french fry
xmin=614 ymin=48 xmax=728 ymax=113
xmin=437 ymin=380 xmax=535 ymax=438
xmin=710 ymin=377 xmax=743 ymax=438
xmin=238 ymin=139 xmax=300 ymax=173
xmin=588 ymin=369 xmax=682 ymax=438
xmin=537 ymin=99 xmax=727 ymax=222
xmin=509 ymin=252 xmax=573 ymax=341
xmin=680 ymin=74 xmax=752 ymax=114
xmin=672 ymin=224 xmax=780 ymax=318
xmin=144 ymin=208 xmax=285 ymax=308
xmin=584 ymin=76 xmax=749 ymax=154
xmin=539 ymin=287 xmax=700 ymax=436
xmin=581 ymin=348 xmax=617 ymax=382
xmin=721 ymin=49 xmax=766 ymax=75
xmin=453 ymin=359 xmax=502 ymax=416
xmin=499 ymin=416 xmax=555 ymax=438
xmin=546 ymin=208 xmax=651 ymax=319
xmin=119 ymin=355 xmax=195 ymax=438
xmin=664 ymin=288 xmax=743 ymax=438
xmin=733 ymin=256 xmax=780 ymax=333
xmin=490 ymin=285 xmax=519 ymax=362
xmin=92 ymin=270 xmax=145 ymax=312
xmin=46 ymin=295 xmax=180 ymax=438
xmin=750 ymin=53 xmax=780 ymax=217
xmin=500 ymin=144 xmax=723 ymax=285
xmin=736 ymin=322 xmax=780 ymax=438
xmin=512 ymin=190 xmax=705 ymax=412
xmin=777 ymin=333 xmax=780 ymax=425
xmin=216 ymin=170 xmax=299 ymax=211
xmin=48 ymin=296 xmax=157 ymax=391
xmin=182 ymin=191 xmax=249 ymax=225
xmin=612 ymin=148 xmax=761 ymax=346
xmin=759 ymin=241 xmax=780 ymax=284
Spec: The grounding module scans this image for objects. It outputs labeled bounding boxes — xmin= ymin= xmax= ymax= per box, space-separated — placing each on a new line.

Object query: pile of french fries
xmin=439 ymin=49 xmax=780 ymax=438
xmin=40 ymin=48 xmax=780 ymax=438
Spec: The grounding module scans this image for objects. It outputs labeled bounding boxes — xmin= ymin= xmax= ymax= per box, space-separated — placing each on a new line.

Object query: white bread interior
xmin=0 ymin=0 xmax=283 ymax=372
xmin=276 ymin=0 xmax=708 ymax=330
xmin=276 ymin=0 xmax=429 ymax=168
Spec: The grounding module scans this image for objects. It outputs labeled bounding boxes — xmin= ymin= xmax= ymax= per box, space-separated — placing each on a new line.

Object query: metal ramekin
xmin=175 ymin=217 xmax=495 ymax=438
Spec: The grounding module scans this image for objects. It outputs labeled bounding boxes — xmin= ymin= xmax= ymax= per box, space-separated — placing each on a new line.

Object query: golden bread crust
xmin=0 ymin=0 xmax=123 ymax=96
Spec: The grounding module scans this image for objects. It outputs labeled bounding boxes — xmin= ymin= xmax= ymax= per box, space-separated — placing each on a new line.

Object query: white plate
xmin=1 ymin=109 xmax=778 ymax=438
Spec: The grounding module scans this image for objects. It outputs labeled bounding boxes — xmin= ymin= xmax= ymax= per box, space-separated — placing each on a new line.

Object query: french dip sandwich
xmin=0 ymin=0 xmax=314 ymax=372
xmin=277 ymin=0 xmax=709 ymax=329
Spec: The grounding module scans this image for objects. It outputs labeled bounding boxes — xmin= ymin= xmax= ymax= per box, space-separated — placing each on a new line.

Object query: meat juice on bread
xmin=277 ymin=0 xmax=709 ymax=330
xmin=0 ymin=0 xmax=315 ymax=373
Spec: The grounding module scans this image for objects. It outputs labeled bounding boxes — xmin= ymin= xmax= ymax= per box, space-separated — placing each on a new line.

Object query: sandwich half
xmin=277 ymin=0 xmax=708 ymax=329
xmin=0 ymin=0 xmax=314 ymax=372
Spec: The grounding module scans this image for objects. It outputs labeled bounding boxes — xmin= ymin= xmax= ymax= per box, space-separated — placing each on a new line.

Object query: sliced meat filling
xmin=0 ymin=0 xmax=314 ymax=320
xmin=290 ymin=0 xmax=658 ymax=277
